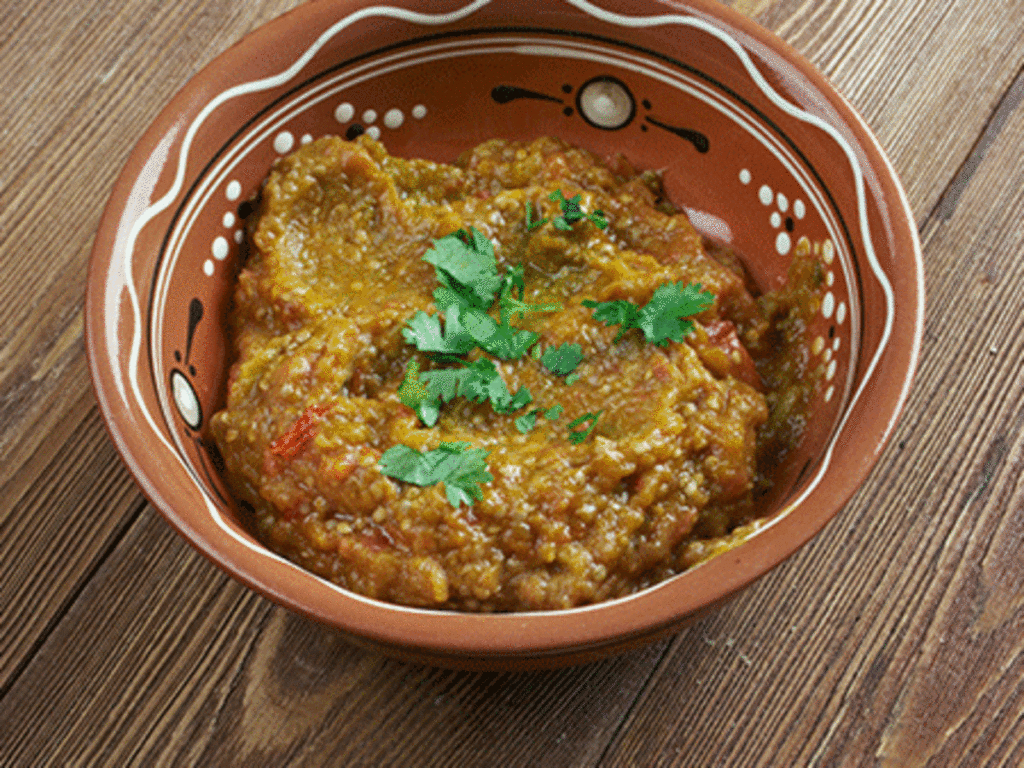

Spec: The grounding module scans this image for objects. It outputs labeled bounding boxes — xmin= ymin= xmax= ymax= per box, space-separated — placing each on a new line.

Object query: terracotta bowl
xmin=85 ymin=0 xmax=923 ymax=668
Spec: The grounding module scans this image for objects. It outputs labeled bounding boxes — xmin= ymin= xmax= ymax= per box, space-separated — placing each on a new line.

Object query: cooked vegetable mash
xmin=211 ymin=135 xmax=821 ymax=611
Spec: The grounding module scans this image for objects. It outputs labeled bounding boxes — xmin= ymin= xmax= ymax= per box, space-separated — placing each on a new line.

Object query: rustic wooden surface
xmin=2 ymin=0 xmax=1023 ymax=765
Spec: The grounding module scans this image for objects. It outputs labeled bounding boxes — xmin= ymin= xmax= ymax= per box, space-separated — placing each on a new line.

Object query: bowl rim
xmin=85 ymin=0 xmax=924 ymax=661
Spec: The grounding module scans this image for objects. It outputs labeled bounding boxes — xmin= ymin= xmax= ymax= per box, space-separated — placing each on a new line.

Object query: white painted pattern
xmin=334 ymin=102 xmax=355 ymax=122
xmin=273 ymin=131 xmax=295 ymax=153
xmin=155 ymin=34 xmax=857 ymax=363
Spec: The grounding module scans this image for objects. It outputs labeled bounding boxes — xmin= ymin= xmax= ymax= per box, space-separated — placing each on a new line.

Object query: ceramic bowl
xmin=85 ymin=0 xmax=923 ymax=668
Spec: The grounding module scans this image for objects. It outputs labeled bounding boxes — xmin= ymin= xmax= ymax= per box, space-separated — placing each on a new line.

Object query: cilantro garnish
xmin=401 ymin=358 xmax=533 ymax=427
xmin=423 ymin=358 xmax=533 ymax=414
xmin=404 ymin=229 xmax=560 ymax=361
xmin=540 ymin=343 xmax=584 ymax=376
xmin=525 ymin=201 xmax=548 ymax=231
xmin=549 ymin=190 xmax=608 ymax=231
xmin=398 ymin=360 xmax=440 ymax=426
xmin=514 ymin=404 xmax=564 ymax=434
xmin=583 ymin=281 xmax=714 ymax=347
xmin=379 ymin=442 xmax=493 ymax=507
xmin=386 ymin=198 xmax=713 ymax=508
xmin=402 ymin=307 xmax=476 ymax=355
xmin=404 ymin=303 xmax=539 ymax=361
xmin=497 ymin=263 xmax=563 ymax=326
xmin=567 ymin=411 xmax=602 ymax=445
xmin=423 ymin=228 xmax=501 ymax=310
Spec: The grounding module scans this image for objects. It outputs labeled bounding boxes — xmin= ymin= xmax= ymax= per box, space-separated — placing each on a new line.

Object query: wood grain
xmin=2 ymin=0 xmax=1024 ymax=765
xmin=0 ymin=394 xmax=142 ymax=694
xmin=0 ymin=509 xmax=668 ymax=767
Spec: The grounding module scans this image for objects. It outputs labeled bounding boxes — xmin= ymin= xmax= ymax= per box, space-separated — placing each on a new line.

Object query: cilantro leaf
xmin=402 ymin=307 xmax=476 ymax=355
xmin=549 ymin=189 xmax=608 ymax=230
xmin=379 ymin=442 xmax=493 ymax=507
xmin=525 ymin=201 xmax=548 ymax=231
xmin=637 ymin=282 xmax=716 ymax=346
xmin=583 ymin=282 xmax=714 ymax=347
xmin=515 ymin=411 xmax=538 ymax=434
xmin=420 ymin=358 xmax=532 ymax=416
xmin=397 ymin=360 xmax=441 ymax=426
xmin=423 ymin=228 xmax=502 ymax=310
xmin=581 ymin=299 xmax=639 ymax=343
xmin=567 ymin=411 xmax=602 ymax=445
xmin=482 ymin=323 xmax=540 ymax=360
xmin=515 ymin=404 xmax=564 ymax=434
xmin=407 ymin=296 xmax=541 ymax=361
xmin=497 ymin=264 xmax=562 ymax=326
xmin=540 ymin=343 xmax=584 ymax=376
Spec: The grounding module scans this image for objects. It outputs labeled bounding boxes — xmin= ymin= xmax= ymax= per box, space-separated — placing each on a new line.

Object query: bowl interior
xmin=88 ymin=0 xmax=920 ymax=662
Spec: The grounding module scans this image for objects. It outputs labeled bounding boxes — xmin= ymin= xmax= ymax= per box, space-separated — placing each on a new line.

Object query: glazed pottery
xmin=86 ymin=0 xmax=924 ymax=668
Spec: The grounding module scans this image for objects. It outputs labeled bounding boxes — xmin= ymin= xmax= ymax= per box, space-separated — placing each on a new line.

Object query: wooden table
xmin=3 ymin=0 xmax=1023 ymax=764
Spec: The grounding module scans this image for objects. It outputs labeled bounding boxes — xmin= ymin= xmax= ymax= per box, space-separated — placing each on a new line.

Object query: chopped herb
xmin=540 ymin=343 xmax=584 ymax=376
xmin=497 ymin=264 xmax=562 ymax=326
xmin=514 ymin=411 xmax=537 ymax=434
xmin=404 ymin=303 xmax=538 ymax=360
xmin=478 ymin=317 xmax=540 ymax=360
xmin=402 ymin=306 xmax=476 ymax=355
xmin=397 ymin=360 xmax=440 ymax=426
xmin=565 ymin=372 xmax=581 ymax=386
xmin=420 ymin=358 xmax=532 ymax=416
xmin=525 ymin=201 xmax=548 ymax=231
xmin=583 ymin=281 xmax=714 ymax=347
xmin=514 ymin=404 xmax=565 ymax=434
xmin=567 ymin=411 xmax=602 ymax=445
xmin=549 ymin=189 xmax=608 ymax=230
xmin=583 ymin=299 xmax=639 ymax=343
xmin=423 ymin=228 xmax=502 ymax=310
xmin=379 ymin=442 xmax=493 ymax=507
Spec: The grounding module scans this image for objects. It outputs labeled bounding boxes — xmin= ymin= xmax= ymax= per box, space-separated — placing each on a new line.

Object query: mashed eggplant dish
xmin=210 ymin=136 xmax=822 ymax=611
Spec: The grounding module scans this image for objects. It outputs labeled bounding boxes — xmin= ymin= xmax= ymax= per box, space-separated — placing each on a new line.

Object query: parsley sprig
xmin=383 ymin=192 xmax=716 ymax=508
xmin=567 ymin=411 xmax=602 ymax=445
xmin=515 ymin=404 xmax=564 ymax=434
xmin=540 ymin=342 xmax=584 ymax=376
xmin=583 ymin=281 xmax=715 ymax=347
xmin=403 ymin=229 xmax=561 ymax=361
xmin=549 ymin=190 xmax=608 ymax=230
xmin=399 ymin=358 xmax=534 ymax=427
xmin=379 ymin=442 xmax=493 ymax=508
xmin=525 ymin=190 xmax=608 ymax=233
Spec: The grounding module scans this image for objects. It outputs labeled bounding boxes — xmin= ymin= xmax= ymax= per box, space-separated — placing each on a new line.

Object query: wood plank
xmin=724 ymin=0 xmax=1024 ymax=222
xmin=0 ymin=508 xmax=667 ymax=767
xmin=596 ymin=64 xmax=1024 ymax=768
xmin=0 ymin=394 xmax=143 ymax=694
